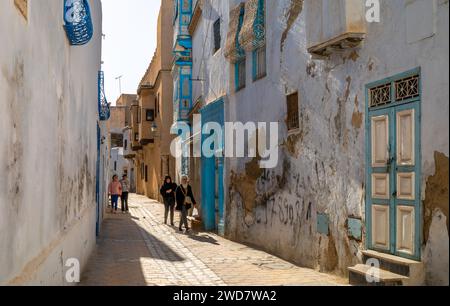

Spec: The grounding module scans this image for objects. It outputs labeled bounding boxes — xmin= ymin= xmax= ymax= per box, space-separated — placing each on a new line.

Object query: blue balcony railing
xmin=98 ymin=71 xmax=110 ymax=121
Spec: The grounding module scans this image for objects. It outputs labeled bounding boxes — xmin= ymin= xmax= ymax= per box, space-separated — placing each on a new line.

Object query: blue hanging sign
xmin=63 ymin=0 xmax=94 ymax=46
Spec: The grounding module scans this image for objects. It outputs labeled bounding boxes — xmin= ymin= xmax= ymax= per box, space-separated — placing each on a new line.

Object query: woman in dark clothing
xmin=160 ymin=176 xmax=178 ymax=226
xmin=176 ymin=175 xmax=197 ymax=232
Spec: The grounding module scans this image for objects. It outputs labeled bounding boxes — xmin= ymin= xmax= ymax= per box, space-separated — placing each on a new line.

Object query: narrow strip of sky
xmin=101 ymin=0 xmax=161 ymax=105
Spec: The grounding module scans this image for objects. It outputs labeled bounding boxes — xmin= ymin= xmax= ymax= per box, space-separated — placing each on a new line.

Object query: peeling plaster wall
xmin=0 ymin=0 xmax=103 ymax=284
xmin=192 ymin=0 xmax=233 ymax=105
xmin=223 ymin=0 xmax=448 ymax=284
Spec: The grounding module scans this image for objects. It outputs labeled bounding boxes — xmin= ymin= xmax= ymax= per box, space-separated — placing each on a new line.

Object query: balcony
xmin=306 ymin=0 xmax=366 ymax=58
xmin=130 ymin=102 xmax=143 ymax=152
xmin=137 ymin=87 xmax=157 ymax=147
xmin=123 ymin=127 xmax=136 ymax=159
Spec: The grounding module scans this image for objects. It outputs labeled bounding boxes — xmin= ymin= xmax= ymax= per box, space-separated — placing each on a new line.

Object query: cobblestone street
xmin=81 ymin=194 xmax=346 ymax=286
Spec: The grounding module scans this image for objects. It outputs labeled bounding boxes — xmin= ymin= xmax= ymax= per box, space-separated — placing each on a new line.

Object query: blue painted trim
xmin=234 ymin=59 xmax=246 ymax=92
xmin=63 ymin=0 xmax=93 ymax=46
xmin=172 ymin=0 xmax=193 ymax=123
xmin=98 ymin=71 xmax=110 ymax=121
xmin=366 ymin=67 xmax=422 ymax=260
xmin=200 ymin=98 xmax=225 ymax=232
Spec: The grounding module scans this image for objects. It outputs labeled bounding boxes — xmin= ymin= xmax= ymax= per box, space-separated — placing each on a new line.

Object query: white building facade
xmin=0 ymin=0 xmax=104 ymax=285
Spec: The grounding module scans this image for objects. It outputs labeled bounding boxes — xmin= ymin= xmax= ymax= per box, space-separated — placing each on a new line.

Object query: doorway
xmin=366 ymin=68 xmax=421 ymax=260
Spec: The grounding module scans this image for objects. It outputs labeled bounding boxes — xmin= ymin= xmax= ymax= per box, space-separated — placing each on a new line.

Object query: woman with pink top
xmin=108 ymin=175 xmax=122 ymax=213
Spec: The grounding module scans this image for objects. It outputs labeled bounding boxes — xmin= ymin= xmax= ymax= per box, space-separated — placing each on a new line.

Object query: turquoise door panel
xmin=366 ymin=68 xmax=421 ymax=260
xmin=200 ymin=98 xmax=225 ymax=232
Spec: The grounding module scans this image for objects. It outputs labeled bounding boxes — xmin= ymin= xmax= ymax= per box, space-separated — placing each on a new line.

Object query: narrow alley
xmin=1 ymin=0 xmax=448 ymax=289
xmin=81 ymin=194 xmax=346 ymax=286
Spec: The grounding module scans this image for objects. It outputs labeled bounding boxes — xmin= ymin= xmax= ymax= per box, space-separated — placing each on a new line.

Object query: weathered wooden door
xmin=366 ymin=69 xmax=421 ymax=260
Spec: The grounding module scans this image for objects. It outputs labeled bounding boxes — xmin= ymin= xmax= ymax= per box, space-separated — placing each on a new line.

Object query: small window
xmin=114 ymin=161 xmax=117 ymax=171
xmin=287 ymin=92 xmax=300 ymax=131
xmin=213 ymin=18 xmax=221 ymax=53
xmin=253 ymin=46 xmax=267 ymax=81
xmin=135 ymin=133 xmax=139 ymax=141
xmin=182 ymin=0 xmax=190 ymax=12
xmin=156 ymin=94 xmax=160 ymax=117
xmin=124 ymin=140 xmax=128 ymax=150
xmin=145 ymin=165 xmax=148 ymax=182
xmin=146 ymin=109 xmax=155 ymax=121
xmin=14 ymin=0 xmax=27 ymax=19
xmin=235 ymin=59 xmax=246 ymax=91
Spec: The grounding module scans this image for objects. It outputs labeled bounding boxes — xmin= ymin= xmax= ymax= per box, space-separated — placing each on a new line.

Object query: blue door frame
xmin=200 ymin=98 xmax=225 ymax=233
xmin=365 ymin=68 xmax=422 ymax=260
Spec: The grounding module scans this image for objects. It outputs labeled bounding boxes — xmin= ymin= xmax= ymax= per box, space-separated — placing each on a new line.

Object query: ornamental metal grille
xmin=369 ymin=83 xmax=391 ymax=108
xmin=287 ymin=92 xmax=299 ymax=131
xmin=395 ymin=75 xmax=420 ymax=101
xmin=224 ymin=3 xmax=246 ymax=63
xmin=63 ymin=0 xmax=93 ymax=46
xmin=98 ymin=71 xmax=110 ymax=121
xmin=239 ymin=0 xmax=265 ymax=52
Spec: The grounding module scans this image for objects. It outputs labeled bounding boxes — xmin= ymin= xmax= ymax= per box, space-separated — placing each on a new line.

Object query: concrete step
xmin=362 ymin=250 xmax=425 ymax=285
xmin=349 ymin=264 xmax=407 ymax=286
xmin=348 ymin=250 xmax=425 ymax=286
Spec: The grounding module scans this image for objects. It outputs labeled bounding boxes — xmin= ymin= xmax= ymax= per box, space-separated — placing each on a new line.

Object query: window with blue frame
xmin=234 ymin=6 xmax=246 ymax=92
xmin=253 ymin=46 xmax=266 ymax=81
xmin=252 ymin=0 xmax=266 ymax=81
xmin=182 ymin=0 xmax=190 ymax=13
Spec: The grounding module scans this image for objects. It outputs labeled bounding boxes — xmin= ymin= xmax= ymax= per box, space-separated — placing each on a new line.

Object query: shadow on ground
xmin=81 ymin=211 xmax=185 ymax=286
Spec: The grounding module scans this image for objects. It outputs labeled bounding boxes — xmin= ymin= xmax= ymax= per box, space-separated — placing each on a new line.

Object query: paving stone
xmin=81 ymin=194 xmax=347 ymax=286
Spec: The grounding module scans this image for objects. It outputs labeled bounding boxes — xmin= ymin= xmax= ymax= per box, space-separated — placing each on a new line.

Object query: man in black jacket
xmin=176 ymin=175 xmax=197 ymax=232
xmin=160 ymin=176 xmax=177 ymax=226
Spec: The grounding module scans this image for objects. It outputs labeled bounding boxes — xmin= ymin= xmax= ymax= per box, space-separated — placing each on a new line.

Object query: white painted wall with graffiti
xmin=217 ymin=0 xmax=449 ymax=285
xmin=0 ymin=0 xmax=103 ymax=284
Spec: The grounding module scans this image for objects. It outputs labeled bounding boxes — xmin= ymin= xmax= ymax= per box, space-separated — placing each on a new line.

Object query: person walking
xmin=160 ymin=176 xmax=177 ymax=226
xmin=176 ymin=175 xmax=197 ymax=232
xmin=120 ymin=174 xmax=130 ymax=213
xmin=108 ymin=175 xmax=122 ymax=214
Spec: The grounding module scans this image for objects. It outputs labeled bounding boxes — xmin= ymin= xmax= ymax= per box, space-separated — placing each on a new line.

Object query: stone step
xmin=349 ymin=264 xmax=408 ymax=286
xmin=352 ymin=250 xmax=425 ymax=286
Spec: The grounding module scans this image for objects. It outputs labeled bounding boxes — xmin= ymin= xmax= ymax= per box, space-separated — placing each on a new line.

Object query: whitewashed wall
xmin=110 ymin=147 xmax=130 ymax=180
xmin=0 ymin=0 xmax=103 ymax=285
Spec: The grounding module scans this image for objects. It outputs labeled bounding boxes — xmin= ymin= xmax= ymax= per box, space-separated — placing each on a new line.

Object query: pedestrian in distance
xmin=160 ymin=176 xmax=177 ymax=226
xmin=176 ymin=175 xmax=197 ymax=233
xmin=108 ymin=175 xmax=122 ymax=214
xmin=120 ymin=174 xmax=130 ymax=213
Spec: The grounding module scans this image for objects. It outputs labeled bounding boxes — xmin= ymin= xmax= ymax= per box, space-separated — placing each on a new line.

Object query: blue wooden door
xmin=366 ymin=69 xmax=421 ymax=260
xmin=200 ymin=98 xmax=225 ymax=232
